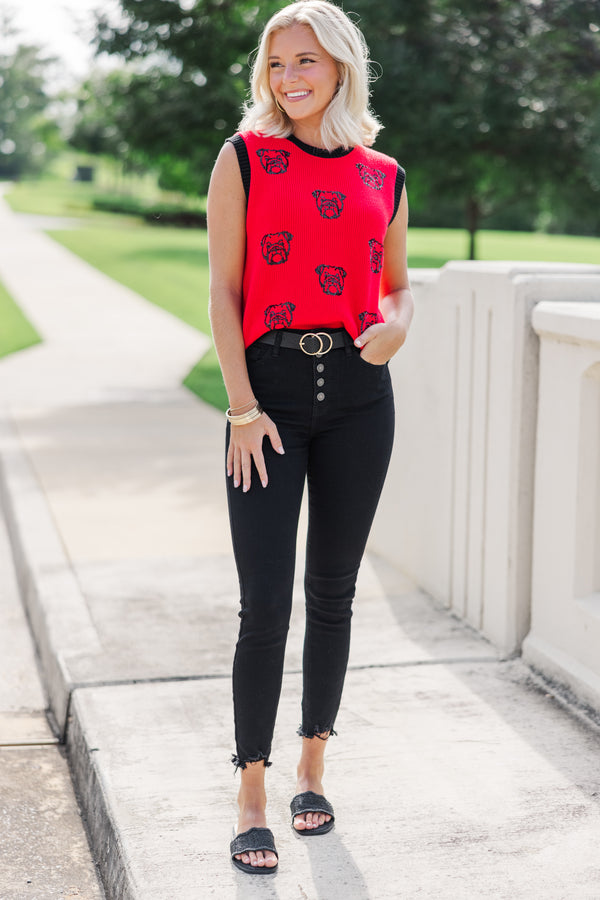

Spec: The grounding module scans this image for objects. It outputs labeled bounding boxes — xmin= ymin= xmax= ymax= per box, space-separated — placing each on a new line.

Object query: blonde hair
xmin=239 ymin=0 xmax=382 ymax=150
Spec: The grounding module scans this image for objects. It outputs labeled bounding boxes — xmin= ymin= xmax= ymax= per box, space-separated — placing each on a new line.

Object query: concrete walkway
xmin=1 ymin=191 xmax=600 ymax=899
xmin=0 ymin=493 xmax=105 ymax=899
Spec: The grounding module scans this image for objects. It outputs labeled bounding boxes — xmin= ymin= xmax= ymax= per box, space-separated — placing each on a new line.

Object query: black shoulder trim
xmin=226 ymin=134 xmax=250 ymax=201
xmin=389 ymin=164 xmax=406 ymax=225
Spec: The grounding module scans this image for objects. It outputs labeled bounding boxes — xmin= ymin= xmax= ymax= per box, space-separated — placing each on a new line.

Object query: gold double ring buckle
xmin=299 ymin=332 xmax=334 ymax=356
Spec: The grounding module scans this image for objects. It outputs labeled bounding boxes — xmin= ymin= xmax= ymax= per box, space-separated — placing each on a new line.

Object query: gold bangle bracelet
xmin=225 ymin=403 xmax=263 ymax=425
xmin=225 ymin=400 xmax=259 ymax=420
xmin=228 ymin=397 xmax=257 ymax=413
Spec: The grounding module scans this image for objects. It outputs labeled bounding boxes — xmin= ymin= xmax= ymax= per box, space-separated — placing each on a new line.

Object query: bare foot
xmin=234 ymin=762 xmax=278 ymax=869
xmin=293 ymin=734 xmax=333 ymax=832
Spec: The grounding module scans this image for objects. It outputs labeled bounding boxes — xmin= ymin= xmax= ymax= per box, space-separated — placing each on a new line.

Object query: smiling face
xmin=268 ymin=23 xmax=340 ymax=142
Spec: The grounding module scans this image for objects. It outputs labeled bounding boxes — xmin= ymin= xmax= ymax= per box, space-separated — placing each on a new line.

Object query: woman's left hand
xmin=354 ymin=319 xmax=409 ymax=365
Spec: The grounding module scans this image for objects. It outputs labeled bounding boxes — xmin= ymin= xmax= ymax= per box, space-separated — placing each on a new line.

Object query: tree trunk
xmin=466 ymin=197 xmax=480 ymax=260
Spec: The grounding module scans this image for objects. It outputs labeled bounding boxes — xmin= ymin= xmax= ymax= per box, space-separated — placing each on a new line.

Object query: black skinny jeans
xmin=226 ymin=331 xmax=395 ymax=770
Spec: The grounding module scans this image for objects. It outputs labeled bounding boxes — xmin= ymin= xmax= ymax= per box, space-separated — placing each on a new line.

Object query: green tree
xmin=354 ymin=0 xmax=600 ymax=255
xmin=70 ymin=68 xmax=147 ymax=172
xmin=91 ymin=0 xmax=286 ymax=193
xmin=0 ymin=27 xmax=62 ymax=178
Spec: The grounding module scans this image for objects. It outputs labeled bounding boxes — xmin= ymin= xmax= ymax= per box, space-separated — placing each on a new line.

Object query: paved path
xmin=1 ymin=191 xmax=600 ymax=899
xmin=0 ymin=509 xmax=105 ymax=899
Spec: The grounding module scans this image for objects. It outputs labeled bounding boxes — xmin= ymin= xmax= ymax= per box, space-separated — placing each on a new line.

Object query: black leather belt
xmin=257 ymin=330 xmax=347 ymax=356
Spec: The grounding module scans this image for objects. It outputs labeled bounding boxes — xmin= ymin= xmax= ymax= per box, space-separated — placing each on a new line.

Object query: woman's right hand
xmin=227 ymin=412 xmax=285 ymax=492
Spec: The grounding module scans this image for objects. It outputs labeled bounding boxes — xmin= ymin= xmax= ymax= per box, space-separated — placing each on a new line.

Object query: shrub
xmin=92 ymin=195 xmax=207 ymax=227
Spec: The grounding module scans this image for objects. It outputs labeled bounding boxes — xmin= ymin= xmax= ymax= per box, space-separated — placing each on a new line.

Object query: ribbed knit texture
xmin=228 ymin=131 xmax=405 ymax=348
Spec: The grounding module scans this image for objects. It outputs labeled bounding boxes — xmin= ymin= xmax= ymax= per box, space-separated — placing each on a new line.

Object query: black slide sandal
xmin=230 ymin=827 xmax=279 ymax=874
xmin=290 ymin=790 xmax=335 ymax=835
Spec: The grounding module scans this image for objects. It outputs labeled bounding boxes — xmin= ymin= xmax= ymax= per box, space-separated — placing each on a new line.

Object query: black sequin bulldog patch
xmin=315 ymin=264 xmax=347 ymax=296
xmin=257 ymin=149 xmax=290 ymax=174
xmin=312 ymin=190 xmax=346 ymax=219
xmin=356 ymin=163 xmax=386 ymax=190
xmin=264 ymin=302 xmax=296 ymax=329
xmin=369 ymin=239 xmax=384 ymax=273
xmin=261 ymin=232 xmax=293 ymax=265
xmin=359 ymin=310 xmax=379 ymax=333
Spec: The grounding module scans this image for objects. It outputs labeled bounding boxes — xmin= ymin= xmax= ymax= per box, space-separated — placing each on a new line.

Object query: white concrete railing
xmin=522 ymin=301 xmax=600 ymax=710
xmin=369 ymin=261 xmax=600 ymax=659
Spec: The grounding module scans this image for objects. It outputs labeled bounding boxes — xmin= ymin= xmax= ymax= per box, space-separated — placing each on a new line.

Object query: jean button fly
xmin=316 ymin=378 xmax=325 ymax=387
xmin=316 ymin=392 xmax=325 ymax=402
xmin=316 ymin=363 xmax=325 ymax=373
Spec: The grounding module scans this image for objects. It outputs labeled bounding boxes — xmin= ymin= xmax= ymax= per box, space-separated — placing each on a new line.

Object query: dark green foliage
xmin=92 ymin=194 xmax=207 ymax=227
xmin=352 ymin=0 xmax=600 ymax=251
xmin=83 ymin=0 xmax=287 ymax=193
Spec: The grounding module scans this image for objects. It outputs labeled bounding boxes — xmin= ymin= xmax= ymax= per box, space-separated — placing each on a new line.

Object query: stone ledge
xmin=522 ymin=633 xmax=600 ymax=724
xmin=533 ymin=300 xmax=600 ymax=345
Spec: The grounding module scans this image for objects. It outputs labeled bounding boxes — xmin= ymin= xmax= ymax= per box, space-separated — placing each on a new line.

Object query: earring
xmin=275 ymin=97 xmax=286 ymax=114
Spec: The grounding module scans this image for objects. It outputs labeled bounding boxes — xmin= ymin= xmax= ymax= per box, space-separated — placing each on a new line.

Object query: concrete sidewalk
xmin=0 ymin=492 xmax=105 ymax=899
xmin=1 ymin=192 xmax=600 ymax=899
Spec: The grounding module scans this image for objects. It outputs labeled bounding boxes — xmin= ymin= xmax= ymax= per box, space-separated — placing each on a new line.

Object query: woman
xmin=208 ymin=0 xmax=414 ymax=875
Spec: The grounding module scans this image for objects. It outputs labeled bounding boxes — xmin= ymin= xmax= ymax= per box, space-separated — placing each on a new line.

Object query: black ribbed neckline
xmin=286 ymin=134 xmax=354 ymax=158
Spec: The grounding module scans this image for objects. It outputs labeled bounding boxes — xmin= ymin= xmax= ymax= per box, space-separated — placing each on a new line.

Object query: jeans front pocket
xmin=357 ymin=353 xmax=388 ymax=369
xmin=245 ymin=341 xmax=272 ymax=364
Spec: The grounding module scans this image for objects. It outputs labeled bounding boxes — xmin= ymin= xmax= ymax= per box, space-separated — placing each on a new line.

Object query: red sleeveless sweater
xmin=228 ymin=131 xmax=405 ymax=348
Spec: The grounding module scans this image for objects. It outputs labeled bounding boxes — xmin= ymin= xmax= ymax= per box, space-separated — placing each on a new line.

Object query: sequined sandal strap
xmin=230 ymin=826 xmax=278 ymax=860
xmin=290 ymin=791 xmax=335 ymax=822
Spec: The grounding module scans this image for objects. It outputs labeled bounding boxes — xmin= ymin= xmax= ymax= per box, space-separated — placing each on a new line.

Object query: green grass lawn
xmin=8 ymin=176 xmax=105 ymax=219
xmin=183 ymin=344 xmax=228 ymax=411
xmin=6 ymin=158 xmax=205 ymax=221
xmin=0 ymin=277 xmax=41 ymax=359
xmin=407 ymin=228 xmax=600 ymax=267
xmin=51 ymin=225 xmax=211 ymax=334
